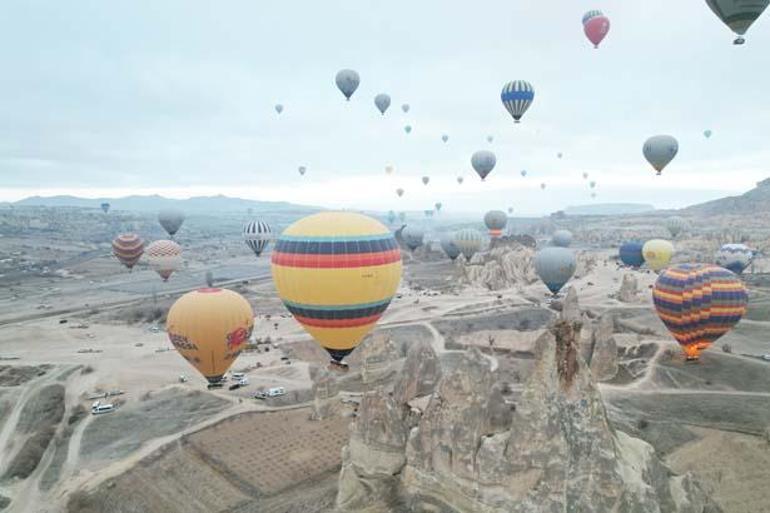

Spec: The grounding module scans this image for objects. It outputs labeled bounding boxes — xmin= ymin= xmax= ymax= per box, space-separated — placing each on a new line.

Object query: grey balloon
xmin=405 ymin=125 xmax=412 ymax=134
xmin=158 ymin=209 xmax=185 ymax=238
xmin=374 ymin=93 xmax=391 ymax=115
xmin=401 ymin=103 xmax=410 ymax=113
xmin=440 ymin=236 xmax=461 ymax=261
xmin=665 ymin=216 xmax=688 ymax=238
xmin=484 ymin=210 xmax=507 ymax=231
xmin=401 ymin=226 xmax=424 ymax=251
xmin=453 ymin=228 xmax=483 ymax=262
xmin=471 ymin=150 xmax=497 ymax=180
xmin=335 ymin=69 xmax=360 ymax=101
xmin=442 ymin=134 xmax=449 ymax=143
xmin=551 ymin=229 xmax=573 ymax=248
xmin=275 ymin=104 xmax=284 ymax=114
xmin=534 ymin=247 xmax=576 ymax=295
xmin=643 ymin=135 xmax=679 ymax=175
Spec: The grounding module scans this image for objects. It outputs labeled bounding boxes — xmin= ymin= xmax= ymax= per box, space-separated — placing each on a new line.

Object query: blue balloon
xmin=501 ymin=80 xmax=535 ymax=123
xmin=619 ymin=241 xmax=645 ymax=268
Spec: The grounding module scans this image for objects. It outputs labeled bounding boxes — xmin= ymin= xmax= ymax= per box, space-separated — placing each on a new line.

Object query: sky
xmin=1 ymin=0 xmax=769 ymax=215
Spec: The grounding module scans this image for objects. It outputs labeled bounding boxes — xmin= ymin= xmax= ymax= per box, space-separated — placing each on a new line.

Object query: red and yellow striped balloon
xmin=652 ymin=263 xmax=748 ymax=360
xmin=112 ymin=233 xmax=144 ymax=271
xmin=271 ymin=212 xmax=402 ymax=363
xmin=145 ymin=239 xmax=183 ymax=282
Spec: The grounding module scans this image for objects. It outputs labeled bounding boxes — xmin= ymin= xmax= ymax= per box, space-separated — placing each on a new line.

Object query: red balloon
xmin=584 ymin=16 xmax=610 ymax=48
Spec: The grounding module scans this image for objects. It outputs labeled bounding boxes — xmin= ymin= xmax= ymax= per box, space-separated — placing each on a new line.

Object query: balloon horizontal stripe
xmin=283 ymin=298 xmax=392 ymax=319
xmin=271 ymin=249 xmax=401 ymax=268
xmin=275 ymin=237 xmax=398 ymax=254
xmin=294 ymin=315 xmax=381 ymax=328
xmin=278 ymin=233 xmax=393 ymax=243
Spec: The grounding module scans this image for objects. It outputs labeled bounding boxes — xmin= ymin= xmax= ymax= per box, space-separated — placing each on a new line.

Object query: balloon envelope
xmin=471 ymin=150 xmax=497 ymax=180
xmin=705 ymin=0 xmax=769 ymax=42
xmin=145 ymin=239 xmax=183 ymax=281
xmin=271 ymin=212 xmax=402 ymax=363
xmin=396 ymin=188 xmax=404 ymax=197
xmin=619 ymin=241 xmax=645 ymax=268
xmin=158 ymin=209 xmax=185 ymax=238
xmin=243 ymin=220 xmax=272 ymax=257
xmin=335 ymin=69 xmax=360 ymax=100
xmin=435 ymin=202 xmax=442 ymax=212
xmin=715 ymin=243 xmax=753 ymax=274
xmin=484 ymin=210 xmax=507 ymax=237
xmin=401 ymin=104 xmax=410 ymax=113
xmin=385 ymin=165 xmax=394 ymax=175
xmin=100 ymin=202 xmax=110 ymax=213
xmin=374 ymin=93 xmax=391 ymax=114
xmin=665 ymin=217 xmax=688 ymax=238
xmin=440 ymin=236 xmax=461 ymax=261
xmin=453 ymin=229 xmax=483 ymax=262
xmin=402 ymin=226 xmax=425 ymax=251
xmin=653 ymin=263 xmax=747 ymax=359
xmin=457 ymin=176 xmax=464 ymax=184
xmin=167 ymin=288 xmax=254 ymax=383
xmin=704 ymin=129 xmax=713 ymax=138
xmin=404 ymin=125 xmax=412 ymax=134
xmin=422 ymin=176 xmax=430 ymax=185
xmin=442 ymin=134 xmax=449 ymax=143
xmin=582 ymin=9 xmax=604 ymax=24
xmin=501 ymin=80 xmax=534 ymax=123
xmin=112 ymin=234 xmax=144 ymax=270
xmin=275 ymin=104 xmax=284 ymax=114
xmin=642 ymin=239 xmax=674 ymax=271
xmin=552 ymin=230 xmax=573 ymax=248
xmin=298 ymin=166 xmax=307 ymax=176
xmin=584 ymin=15 xmax=610 ymax=48
xmin=535 ymin=247 xmax=576 ymax=295
xmin=643 ymin=135 xmax=679 ymax=175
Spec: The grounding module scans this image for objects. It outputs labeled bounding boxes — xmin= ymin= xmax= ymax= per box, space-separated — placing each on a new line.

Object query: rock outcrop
xmin=337 ymin=319 xmax=719 ymax=513
xmin=618 ymin=273 xmax=640 ymax=303
xmin=461 ymin=246 xmax=538 ymax=291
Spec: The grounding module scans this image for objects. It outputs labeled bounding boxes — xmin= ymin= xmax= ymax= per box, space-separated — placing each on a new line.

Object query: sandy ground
xmin=0 ymin=241 xmax=769 ymax=512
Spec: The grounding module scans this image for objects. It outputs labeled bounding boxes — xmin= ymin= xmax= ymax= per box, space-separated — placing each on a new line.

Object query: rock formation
xmin=618 ymin=273 xmax=639 ymax=303
xmin=337 ymin=320 xmax=719 ymax=513
xmin=461 ymin=246 xmax=538 ymax=291
xmin=359 ymin=333 xmax=402 ymax=386
xmin=309 ymin=367 xmax=340 ymax=420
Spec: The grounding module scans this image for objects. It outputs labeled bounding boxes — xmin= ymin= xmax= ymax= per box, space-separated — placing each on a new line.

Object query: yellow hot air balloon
xmin=642 ymin=239 xmax=674 ymax=272
xmin=271 ymin=212 xmax=402 ymax=367
xmin=166 ymin=288 xmax=254 ymax=385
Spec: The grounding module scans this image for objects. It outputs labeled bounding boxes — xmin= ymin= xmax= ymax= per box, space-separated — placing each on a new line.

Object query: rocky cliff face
xmin=461 ymin=246 xmax=538 ymax=291
xmin=337 ymin=319 xmax=719 ymax=512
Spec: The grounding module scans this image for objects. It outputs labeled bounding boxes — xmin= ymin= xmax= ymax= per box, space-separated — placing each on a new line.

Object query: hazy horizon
xmin=2 ymin=1 xmax=769 ymax=215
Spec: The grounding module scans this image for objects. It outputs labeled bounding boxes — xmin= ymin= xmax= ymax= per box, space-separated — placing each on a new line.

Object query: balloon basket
xmin=328 ymin=360 xmax=350 ymax=373
xmin=734 ymin=37 xmax=745 ymax=45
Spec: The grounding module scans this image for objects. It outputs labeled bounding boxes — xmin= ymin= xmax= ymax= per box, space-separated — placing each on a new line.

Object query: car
xmin=231 ymin=372 xmax=246 ymax=380
xmin=91 ymin=401 xmax=115 ymax=415
xmin=761 ymin=354 xmax=770 ymax=362
xmin=254 ymin=386 xmax=286 ymax=399
xmin=228 ymin=383 xmax=241 ymax=391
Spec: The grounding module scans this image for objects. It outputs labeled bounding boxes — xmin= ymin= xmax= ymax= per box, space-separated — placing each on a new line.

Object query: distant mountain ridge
xmin=564 ymin=203 xmax=655 ymax=216
xmin=12 ymin=194 xmax=322 ymax=213
xmin=683 ymin=178 xmax=770 ymax=215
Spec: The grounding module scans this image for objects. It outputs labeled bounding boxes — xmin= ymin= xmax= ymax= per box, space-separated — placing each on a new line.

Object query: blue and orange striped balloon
xmin=652 ymin=263 xmax=747 ymax=360
xmin=271 ymin=212 xmax=402 ymax=363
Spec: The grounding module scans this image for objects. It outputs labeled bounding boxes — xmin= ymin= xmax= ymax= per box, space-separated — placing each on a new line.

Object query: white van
xmin=91 ymin=401 xmax=115 ymax=415
xmin=254 ymin=387 xmax=286 ymax=399
xmin=231 ymin=372 xmax=246 ymax=380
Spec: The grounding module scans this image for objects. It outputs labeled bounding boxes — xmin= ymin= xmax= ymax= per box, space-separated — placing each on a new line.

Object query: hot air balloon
xmin=552 ymin=230 xmax=573 ymax=248
xmin=298 ymin=166 xmax=307 ymax=176
xmin=484 ymin=210 xmax=507 ymax=238
xmin=335 ymin=69 xmax=360 ymax=100
xmin=404 ymin=125 xmax=412 ymax=134
xmin=471 ymin=150 xmax=497 ymax=181
xmin=487 ymin=135 xmax=494 ymax=143
xmin=501 ymin=80 xmax=534 ymax=123
xmin=665 ymin=217 xmax=688 ymax=239
xmin=453 ymin=229 xmax=483 ymax=262
xmin=385 ymin=165 xmax=394 ymax=175
xmin=583 ymin=10 xmax=610 ymax=48
xmin=653 ymin=264 xmax=747 ymax=360
xmin=243 ymin=220 xmax=272 ymax=257
xmin=705 ymin=0 xmax=769 ymax=44
xmin=275 ymin=104 xmax=284 ymax=114
xmin=540 ymin=183 xmax=547 ymax=190
xmin=402 ymin=104 xmax=410 ymax=113
xmin=583 ymin=172 xmax=589 ymax=179
xmin=643 ymin=135 xmax=679 ymax=175
xmin=158 ymin=209 xmax=185 ymax=238
xmin=508 ymin=207 xmax=514 ymax=214
xmin=166 ymin=288 xmax=254 ymax=385
xmin=145 ymin=240 xmax=183 ymax=282
xmin=589 ymin=181 xmax=597 ymax=189
xmin=387 ymin=210 xmax=397 ymax=225
xmin=442 ymin=134 xmax=449 ymax=143
xmin=396 ymin=188 xmax=404 ymax=197
xmin=100 ymin=202 xmax=110 ymax=213
xmin=521 ymin=170 xmax=528 ymax=177
xmin=440 ymin=236 xmax=461 ymax=261
xmin=557 ymin=152 xmax=563 ymax=159
xmin=591 ymin=192 xmax=597 ymax=199
xmin=112 ymin=234 xmax=144 ymax=271
xmin=457 ymin=176 xmax=464 ymax=184
xmin=704 ymin=129 xmax=713 ymax=138
xmin=435 ymin=202 xmax=442 ymax=212
xmin=374 ymin=93 xmax=391 ymax=115
xmin=535 ymin=247 xmax=577 ymax=295
xmin=402 ymin=226 xmax=425 ymax=251
xmin=642 ymin=239 xmax=674 ymax=272
xmin=715 ymin=243 xmax=754 ymax=274
xmin=422 ymin=176 xmax=430 ymax=185
xmin=271 ymin=213 xmax=401 ymax=366
xmin=619 ymin=241 xmax=645 ymax=268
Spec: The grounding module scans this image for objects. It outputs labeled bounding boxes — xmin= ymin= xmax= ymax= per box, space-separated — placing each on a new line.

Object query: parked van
xmin=254 ymin=387 xmax=286 ymax=399
xmin=231 ymin=372 xmax=246 ymax=380
xmin=91 ymin=401 xmax=115 ymax=415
